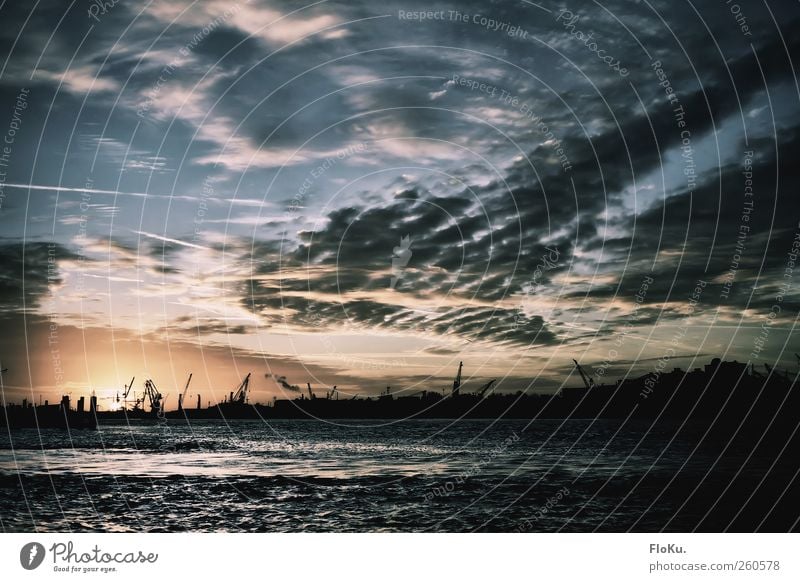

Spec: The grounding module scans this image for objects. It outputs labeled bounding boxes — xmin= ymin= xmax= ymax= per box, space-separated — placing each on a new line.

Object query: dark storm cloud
xmin=246 ymin=282 xmax=558 ymax=346
xmin=0 ymin=242 xmax=81 ymax=315
xmin=0 ymin=242 xmax=87 ymax=391
xmin=576 ymin=130 xmax=800 ymax=314
xmin=240 ymin=7 xmax=800 ymax=347
xmin=168 ymin=315 xmax=250 ymax=336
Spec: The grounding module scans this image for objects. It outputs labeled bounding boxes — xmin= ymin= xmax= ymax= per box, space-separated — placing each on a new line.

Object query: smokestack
xmin=197 ymin=394 xmax=201 ymax=409
xmin=178 ymin=394 xmax=183 ymax=411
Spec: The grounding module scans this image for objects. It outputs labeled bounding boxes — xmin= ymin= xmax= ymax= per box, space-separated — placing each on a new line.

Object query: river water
xmin=1 ymin=419 xmax=797 ymax=532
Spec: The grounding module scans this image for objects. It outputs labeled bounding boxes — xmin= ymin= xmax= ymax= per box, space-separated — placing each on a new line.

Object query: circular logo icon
xmin=20 ymin=542 xmax=45 ymax=570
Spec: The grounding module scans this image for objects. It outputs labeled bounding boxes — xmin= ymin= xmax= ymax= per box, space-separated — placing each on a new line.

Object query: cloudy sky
xmin=0 ymin=0 xmax=798 ymax=407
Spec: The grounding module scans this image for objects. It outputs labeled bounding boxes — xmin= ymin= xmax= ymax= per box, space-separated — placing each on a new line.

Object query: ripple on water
xmin=1 ymin=419 xmax=797 ymax=532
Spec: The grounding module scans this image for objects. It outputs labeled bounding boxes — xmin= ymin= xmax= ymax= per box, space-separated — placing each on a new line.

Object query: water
xmin=1 ymin=419 xmax=797 ymax=532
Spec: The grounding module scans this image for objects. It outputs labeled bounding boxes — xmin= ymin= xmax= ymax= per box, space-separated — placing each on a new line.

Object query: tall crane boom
xmin=573 ymin=359 xmax=595 ymax=390
xmin=122 ymin=376 xmax=135 ymax=399
xmin=452 ymin=361 xmax=463 ymax=397
xmin=143 ymin=379 xmax=163 ymax=415
xmin=477 ymin=379 xmax=496 ymax=398
xmin=179 ymin=373 xmax=192 ymax=410
xmin=765 ymin=363 xmax=789 ymax=380
xmin=232 ymin=372 xmax=251 ymax=404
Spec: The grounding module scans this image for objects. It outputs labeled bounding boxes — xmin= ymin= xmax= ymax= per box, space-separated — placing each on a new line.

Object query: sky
xmin=0 ymin=0 xmax=798 ymax=409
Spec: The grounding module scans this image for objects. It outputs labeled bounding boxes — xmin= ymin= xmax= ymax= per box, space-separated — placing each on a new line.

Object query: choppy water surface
xmin=1 ymin=419 xmax=797 ymax=532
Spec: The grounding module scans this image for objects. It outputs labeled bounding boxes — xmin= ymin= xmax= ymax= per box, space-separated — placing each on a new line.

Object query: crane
xmin=476 ymin=379 xmax=497 ymax=398
xmin=573 ymin=359 xmax=595 ymax=390
xmin=130 ymin=391 xmax=143 ymax=411
xmin=452 ymin=361 xmax=463 ymax=397
xmin=231 ymin=372 xmax=251 ymax=405
xmin=307 ymin=383 xmax=315 ymax=400
xmin=765 ymin=363 xmax=789 ymax=381
xmin=143 ymin=379 xmax=163 ymax=416
xmin=178 ymin=373 xmax=192 ymax=410
xmin=118 ymin=376 xmax=135 ymax=405
xmin=328 ymin=386 xmax=338 ymax=400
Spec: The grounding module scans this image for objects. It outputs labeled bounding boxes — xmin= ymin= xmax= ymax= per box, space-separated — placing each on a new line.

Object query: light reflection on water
xmin=0 ymin=419 xmax=795 ymax=532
